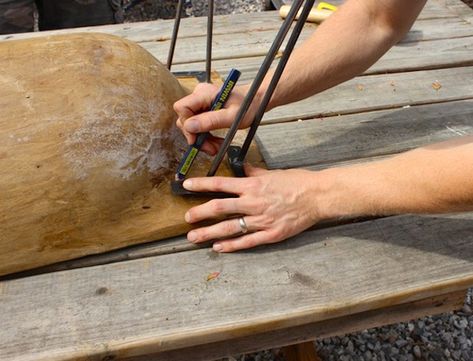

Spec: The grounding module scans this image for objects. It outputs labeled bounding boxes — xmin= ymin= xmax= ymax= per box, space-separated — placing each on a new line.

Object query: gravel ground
xmin=121 ymin=1 xmax=473 ymax=361
xmin=123 ymin=0 xmax=267 ymax=22
xmin=233 ymin=290 xmax=473 ymax=361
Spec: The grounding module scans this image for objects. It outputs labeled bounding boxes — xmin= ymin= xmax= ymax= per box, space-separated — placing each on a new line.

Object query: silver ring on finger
xmin=238 ymin=216 xmax=249 ymax=234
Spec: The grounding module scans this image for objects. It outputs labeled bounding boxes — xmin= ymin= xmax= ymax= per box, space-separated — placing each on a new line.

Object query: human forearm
xmin=261 ymin=0 xmax=427 ymax=109
xmin=314 ymin=137 xmax=473 ymax=220
xmin=181 ymin=137 xmax=473 ymax=252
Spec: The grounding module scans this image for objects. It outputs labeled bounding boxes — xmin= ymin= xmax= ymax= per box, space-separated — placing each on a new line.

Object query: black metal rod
xmin=207 ymin=0 xmax=305 ymax=176
xmin=167 ymin=0 xmax=185 ymax=70
xmin=238 ymin=0 xmax=316 ymax=161
xmin=206 ymin=0 xmax=214 ymax=83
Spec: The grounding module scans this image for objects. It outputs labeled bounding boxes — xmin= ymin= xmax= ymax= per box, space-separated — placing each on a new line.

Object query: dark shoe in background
xmin=0 ymin=0 xmax=35 ymax=34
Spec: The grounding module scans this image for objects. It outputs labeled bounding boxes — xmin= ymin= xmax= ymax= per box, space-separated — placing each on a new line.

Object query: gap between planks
xmin=256 ymin=99 xmax=473 ymax=170
xmin=6 ymin=97 xmax=473 ymax=279
xmin=0 ymin=0 xmax=461 ymax=43
xmin=2 ymin=213 xmax=473 ymax=361
xmin=0 ymin=214 xmax=381 ymax=280
xmin=261 ymin=66 xmax=473 ymax=125
xmin=141 ymin=17 xmax=473 ymax=66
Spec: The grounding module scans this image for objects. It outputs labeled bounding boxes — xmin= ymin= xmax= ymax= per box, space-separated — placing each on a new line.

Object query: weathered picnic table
xmin=1 ymin=0 xmax=473 ymax=360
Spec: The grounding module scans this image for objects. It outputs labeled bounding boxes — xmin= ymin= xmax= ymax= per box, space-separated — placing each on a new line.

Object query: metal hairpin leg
xmin=206 ymin=0 xmax=214 ymax=83
xmin=167 ymin=0 xmax=185 ymax=70
xmin=167 ymin=0 xmax=213 ymax=80
xmin=207 ymin=0 xmax=316 ymax=176
xmin=238 ymin=0 xmax=317 ymax=162
xmin=166 ymin=0 xmax=315 ymax=178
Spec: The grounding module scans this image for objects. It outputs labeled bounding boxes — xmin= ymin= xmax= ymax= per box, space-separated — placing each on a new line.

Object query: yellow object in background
xmin=317 ymin=2 xmax=338 ymax=12
xmin=279 ymin=1 xmax=337 ymax=24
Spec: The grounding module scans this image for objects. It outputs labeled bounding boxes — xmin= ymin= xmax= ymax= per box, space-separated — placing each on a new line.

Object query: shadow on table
xmin=398 ymin=30 xmax=423 ymax=47
xmin=252 ymin=213 xmax=473 ymax=265
xmin=262 ymin=99 xmax=473 ymax=171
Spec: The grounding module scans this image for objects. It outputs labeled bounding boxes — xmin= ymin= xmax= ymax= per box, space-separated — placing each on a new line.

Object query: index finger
xmin=183 ymin=176 xmax=246 ymax=195
xmin=173 ymin=83 xmax=219 ymax=121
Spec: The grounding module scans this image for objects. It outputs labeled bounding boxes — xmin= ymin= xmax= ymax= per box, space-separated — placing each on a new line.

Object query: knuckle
xmin=254 ymin=201 xmax=267 ymax=215
xmin=194 ymin=83 xmax=208 ymax=92
xmin=244 ymin=236 xmax=258 ymax=248
xmin=251 ymin=198 xmax=268 ymax=215
xmin=209 ymin=199 xmax=223 ymax=213
xmin=212 ymin=178 xmax=224 ymax=190
xmin=263 ymin=213 xmax=276 ymax=226
xmin=173 ymin=101 xmax=182 ymax=113
xmin=208 ymin=114 xmax=221 ymax=129
xmin=270 ymin=228 xmax=285 ymax=242
xmin=195 ymin=230 xmax=207 ymax=242
xmin=221 ymin=242 xmax=234 ymax=253
xmin=223 ymin=221 xmax=236 ymax=235
xmin=247 ymin=177 xmax=262 ymax=190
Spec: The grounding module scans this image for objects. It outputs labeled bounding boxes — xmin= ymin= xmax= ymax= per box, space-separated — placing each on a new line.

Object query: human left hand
xmin=183 ymin=165 xmax=322 ymax=252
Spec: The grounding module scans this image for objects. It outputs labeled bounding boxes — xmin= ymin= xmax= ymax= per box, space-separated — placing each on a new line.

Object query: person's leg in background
xmin=35 ymin=0 xmax=119 ymax=31
xmin=0 ymin=0 xmax=35 ymax=34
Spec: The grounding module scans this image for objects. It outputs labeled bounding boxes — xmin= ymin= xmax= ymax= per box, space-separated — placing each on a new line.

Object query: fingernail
xmin=183 ymin=179 xmax=193 ymax=190
xmin=213 ymin=243 xmax=223 ymax=252
xmin=187 ymin=231 xmax=197 ymax=242
xmin=185 ymin=211 xmax=191 ymax=223
xmin=186 ymin=119 xmax=199 ymax=133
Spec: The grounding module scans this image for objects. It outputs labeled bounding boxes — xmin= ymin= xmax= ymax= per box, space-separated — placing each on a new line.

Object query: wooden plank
xmin=261 ymin=66 xmax=473 ymax=124
xmin=0 ymin=12 xmax=292 ymax=43
xmin=0 ymin=1 xmax=458 ymax=43
xmin=256 ymin=99 xmax=473 ymax=169
xmin=305 ymin=154 xmax=392 ymax=171
xmin=282 ymin=342 xmax=322 ymax=361
xmin=170 ymin=36 xmax=473 ymax=84
xmin=1 ymin=213 xmax=473 ymax=360
xmin=0 ymin=236 xmax=194 ymax=280
xmin=1 ymin=216 xmax=370 ymax=279
xmin=434 ymin=0 xmax=473 ymax=23
xmin=122 ymin=290 xmax=466 ymax=361
xmin=141 ymin=17 xmax=473 ymax=65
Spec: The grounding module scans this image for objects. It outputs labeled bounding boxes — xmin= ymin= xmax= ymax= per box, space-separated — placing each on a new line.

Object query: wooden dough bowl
xmin=0 ymin=33 xmax=232 ymax=276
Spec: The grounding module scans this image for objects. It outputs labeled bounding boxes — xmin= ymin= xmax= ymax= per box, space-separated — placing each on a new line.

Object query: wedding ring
xmin=238 ymin=217 xmax=249 ymax=234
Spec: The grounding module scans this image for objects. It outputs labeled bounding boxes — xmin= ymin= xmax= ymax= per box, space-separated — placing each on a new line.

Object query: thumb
xmin=245 ymin=163 xmax=267 ymax=177
xmin=183 ymin=109 xmax=233 ymax=134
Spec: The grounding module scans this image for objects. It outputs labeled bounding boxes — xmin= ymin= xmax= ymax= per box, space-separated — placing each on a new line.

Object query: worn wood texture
xmin=122 ymin=290 xmax=465 ymax=361
xmin=261 ymin=66 xmax=473 ymax=124
xmin=1 ymin=213 xmax=473 ymax=361
xmin=0 ymin=33 xmax=237 ymax=276
xmin=256 ymin=99 xmax=473 ymax=169
xmin=170 ymin=36 xmax=473 ymax=84
xmin=436 ymin=0 xmax=473 ymax=23
xmin=4 ymin=11 xmax=468 ymax=67
xmin=140 ymin=17 xmax=473 ymax=66
xmin=0 ymin=1 xmax=459 ymax=43
xmin=0 ymin=1 xmax=472 ymax=360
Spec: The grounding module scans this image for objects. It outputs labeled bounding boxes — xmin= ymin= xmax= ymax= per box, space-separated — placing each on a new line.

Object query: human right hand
xmin=173 ymin=83 xmax=257 ymax=155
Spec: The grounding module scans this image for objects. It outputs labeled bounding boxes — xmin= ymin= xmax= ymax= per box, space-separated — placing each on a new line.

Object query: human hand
xmin=173 ymin=83 xmax=257 ymax=155
xmin=183 ymin=165 xmax=322 ymax=252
